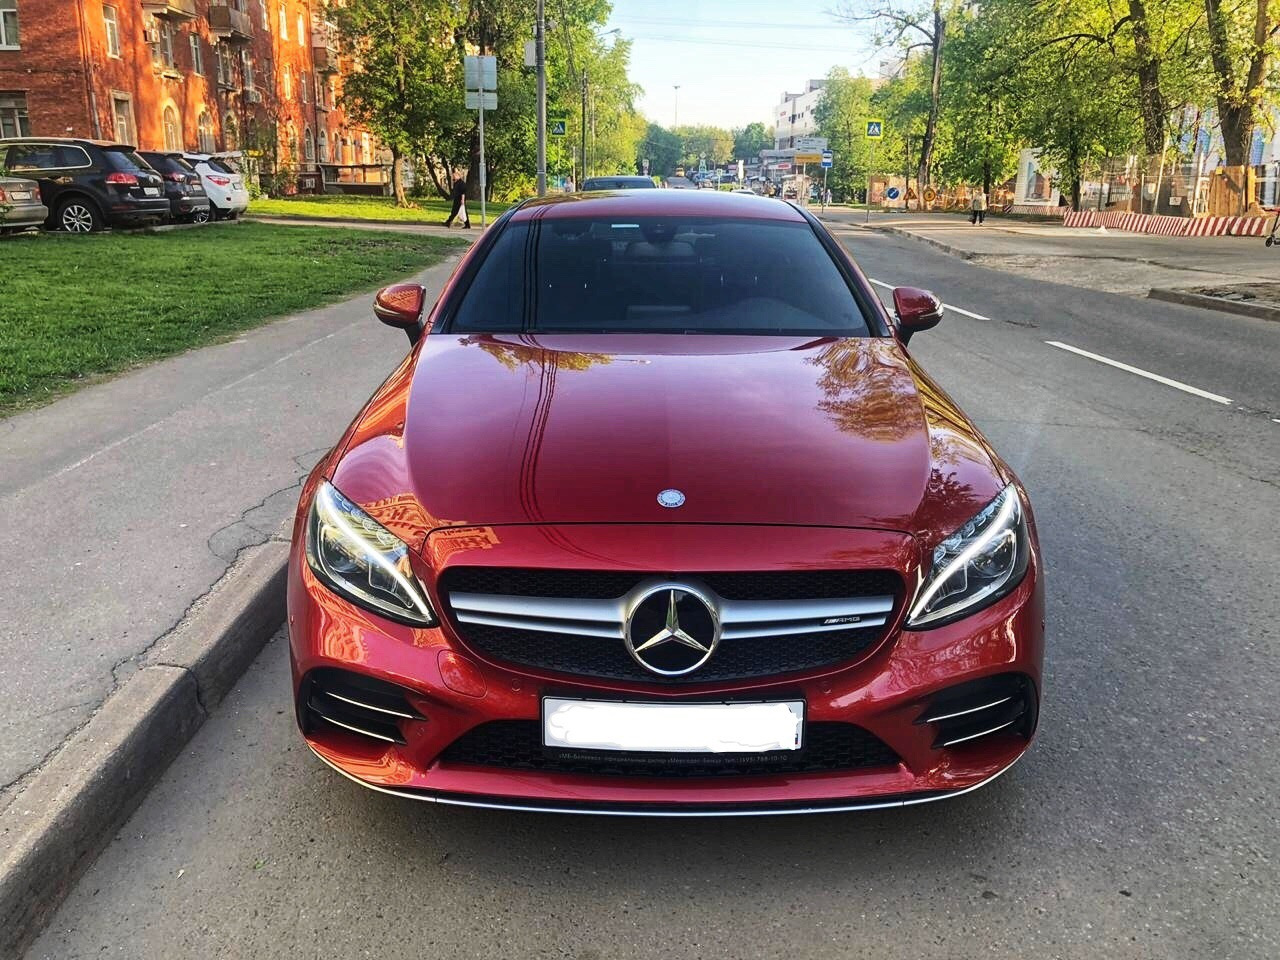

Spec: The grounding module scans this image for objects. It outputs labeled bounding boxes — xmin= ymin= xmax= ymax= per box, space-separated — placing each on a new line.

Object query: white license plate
xmin=143 ymin=187 xmax=160 ymax=196
xmin=543 ymin=698 xmax=804 ymax=753
xmin=10 ymin=191 xmax=30 ymax=201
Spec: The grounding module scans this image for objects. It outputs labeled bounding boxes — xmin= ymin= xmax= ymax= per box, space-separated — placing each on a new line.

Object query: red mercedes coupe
xmin=288 ymin=190 xmax=1044 ymax=815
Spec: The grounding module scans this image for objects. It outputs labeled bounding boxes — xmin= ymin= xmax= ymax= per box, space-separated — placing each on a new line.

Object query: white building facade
xmin=773 ymin=80 xmax=826 ymax=150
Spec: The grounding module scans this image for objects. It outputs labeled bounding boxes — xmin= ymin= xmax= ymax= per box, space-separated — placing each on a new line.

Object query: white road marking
xmin=1045 ymin=341 xmax=1233 ymax=406
xmin=868 ymin=277 xmax=991 ymax=321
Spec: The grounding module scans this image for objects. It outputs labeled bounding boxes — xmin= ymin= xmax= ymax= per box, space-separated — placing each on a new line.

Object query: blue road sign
xmin=886 ymin=186 xmax=901 ymax=200
xmin=866 ymin=119 xmax=884 ymax=140
xmin=820 ymin=151 xmax=833 ymax=168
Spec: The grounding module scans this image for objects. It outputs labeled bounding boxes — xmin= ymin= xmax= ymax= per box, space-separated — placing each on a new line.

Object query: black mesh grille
xmin=440 ymin=567 xmax=902 ymax=684
xmin=440 ymin=720 xmax=900 ymax=778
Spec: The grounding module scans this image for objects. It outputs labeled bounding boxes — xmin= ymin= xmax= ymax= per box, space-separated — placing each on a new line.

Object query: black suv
xmin=139 ymin=151 xmax=212 ymax=224
xmin=0 ymin=137 xmax=169 ymax=232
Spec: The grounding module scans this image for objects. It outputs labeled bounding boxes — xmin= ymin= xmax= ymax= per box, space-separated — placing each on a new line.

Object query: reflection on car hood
xmin=329 ymin=334 xmax=1006 ymax=545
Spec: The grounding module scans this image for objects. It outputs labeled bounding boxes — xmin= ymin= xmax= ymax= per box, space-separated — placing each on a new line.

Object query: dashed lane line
xmin=1045 ymin=340 xmax=1233 ymax=406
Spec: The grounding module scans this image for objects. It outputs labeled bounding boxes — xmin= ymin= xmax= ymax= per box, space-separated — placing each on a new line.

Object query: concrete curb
xmin=1148 ymin=287 xmax=1280 ymax=323
xmin=847 ymin=222 xmax=979 ymax=260
xmin=0 ymin=540 xmax=288 ymax=959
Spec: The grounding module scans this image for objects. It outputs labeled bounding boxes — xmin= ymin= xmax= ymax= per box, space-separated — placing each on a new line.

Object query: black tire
xmin=209 ymin=204 xmax=225 ymax=221
xmin=56 ymin=197 xmax=103 ymax=233
xmin=1267 ymin=236 xmax=1275 ymax=248
xmin=191 ymin=208 xmax=212 ymax=225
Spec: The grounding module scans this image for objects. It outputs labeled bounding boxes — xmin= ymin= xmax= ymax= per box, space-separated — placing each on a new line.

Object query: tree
xmin=836 ymin=0 xmax=956 ymax=197
xmin=672 ymin=124 xmax=735 ymax=171
xmin=637 ymin=123 xmax=683 ymax=177
xmin=815 ymin=68 xmax=875 ymax=200
xmin=732 ymin=122 xmax=772 ymax=160
xmin=329 ymin=0 xmax=445 ymax=206
xmin=1204 ymin=0 xmax=1277 ymax=167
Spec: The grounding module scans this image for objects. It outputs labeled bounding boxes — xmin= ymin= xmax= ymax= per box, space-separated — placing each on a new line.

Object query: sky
xmin=603 ymin=0 xmax=883 ymax=131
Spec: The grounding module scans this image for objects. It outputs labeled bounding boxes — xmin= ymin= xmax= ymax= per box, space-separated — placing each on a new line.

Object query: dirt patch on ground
xmin=965 ymin=255 xmax=1254 ymax=296
xmin=1186 ymin=283 xmax=1280 ymax=308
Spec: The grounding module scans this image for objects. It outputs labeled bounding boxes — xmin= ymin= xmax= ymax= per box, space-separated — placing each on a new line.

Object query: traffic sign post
xmin=464 ymin=54 xmax=497 ymax=225
xmin=820 ymin=151 xmax=832 ymax=211
xmin=864 ymin=118 xmax=883 ymax=223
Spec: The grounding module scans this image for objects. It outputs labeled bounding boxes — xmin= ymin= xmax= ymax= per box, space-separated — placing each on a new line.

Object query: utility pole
xmin=535 ymin=0 xmax=547 ymax=196
xmin=673 ymin=84 xmax=680 ymax=128
xmin=581 ymin=71 xmax=589 ymax=180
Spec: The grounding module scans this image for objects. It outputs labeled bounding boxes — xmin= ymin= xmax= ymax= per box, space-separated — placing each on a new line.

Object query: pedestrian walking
xmin=444 ymin=176 xmax=470 ymax=228
xmin=970 ymin=189 xmax=988 ymax=225
xmin=824 ymin=187 xmax=832 ymax=207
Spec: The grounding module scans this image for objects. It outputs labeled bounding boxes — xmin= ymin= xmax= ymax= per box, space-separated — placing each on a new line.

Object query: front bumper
xmin=288 ymin=524 xmax=1044 ymax=815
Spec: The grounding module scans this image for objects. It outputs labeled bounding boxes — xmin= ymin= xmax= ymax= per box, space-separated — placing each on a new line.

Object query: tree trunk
xmin=982 ymin=158 xmax=992 ymax=196
xmin=916 ymin=1 xmax=946 ymax=202
xmin=1204 ymin=0 xmax=1271 ymax=167
xmin=1128 ymin=0 xmax=1167 ymax=156
xmin=390 ymin=147 xmax=408 ymax=207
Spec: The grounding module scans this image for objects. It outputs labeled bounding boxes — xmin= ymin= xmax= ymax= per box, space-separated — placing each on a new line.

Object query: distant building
xmin=0 ymin=0 xmax=376 ymax=189
xmin=772 ymin=79 xmax=825 ymax=150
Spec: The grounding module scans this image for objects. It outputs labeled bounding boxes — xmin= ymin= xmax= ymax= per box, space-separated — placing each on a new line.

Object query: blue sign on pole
xmin=820 ymin=151 xmax=833 ymax=168
xmin=866 ymin=119 xmax=884 ymax=139
xmin=886 ymin=186 xmax=901 ymax=200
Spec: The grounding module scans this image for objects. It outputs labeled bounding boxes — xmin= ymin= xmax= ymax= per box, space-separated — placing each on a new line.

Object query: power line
xmin=627 ymin=32 xmax=864 ymax=55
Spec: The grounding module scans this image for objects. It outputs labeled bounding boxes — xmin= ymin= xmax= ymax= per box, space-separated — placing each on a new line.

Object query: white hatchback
xmin=182 ymin=151 xmax=250 ymax=220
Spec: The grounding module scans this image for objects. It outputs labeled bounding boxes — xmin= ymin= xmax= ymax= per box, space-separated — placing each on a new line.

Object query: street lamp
xmin=673 ymin=84 xmax=680 ymax=128
xmin=580 ymin=28 xmax=620 ymax=182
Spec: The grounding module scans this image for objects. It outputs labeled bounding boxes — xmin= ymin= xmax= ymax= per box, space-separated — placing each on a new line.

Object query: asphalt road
xmin=28 ymin=229 xmax=1280 ymax=959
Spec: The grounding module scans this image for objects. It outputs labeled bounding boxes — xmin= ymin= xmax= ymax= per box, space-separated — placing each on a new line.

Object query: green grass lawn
xmin=0 ymin=222 xmax=467 ymax=416
xmin=249 ymin=193 xmax=513 ymax=223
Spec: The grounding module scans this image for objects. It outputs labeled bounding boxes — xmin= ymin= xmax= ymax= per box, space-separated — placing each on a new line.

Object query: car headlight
xmin=906 ymin=484 xmax=1030 ymax=628
xmin=304 ymin=481 xmax=437 ymax=627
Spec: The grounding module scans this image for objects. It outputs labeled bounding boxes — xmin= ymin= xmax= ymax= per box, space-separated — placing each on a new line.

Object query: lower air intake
xmin=917 ymin=673 xmax=1037 ymax=749
xmin=303 ymin=668 xmax=422 ymax=745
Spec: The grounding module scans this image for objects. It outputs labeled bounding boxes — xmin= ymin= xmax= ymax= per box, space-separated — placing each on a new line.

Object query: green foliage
xmin=815 ymin=68 xmax=876 ymax=200
xmin=637 ymin=123 xmax=683 ymax=177
xmin=0 ymin=225 xmax=465 ymax=415
xmin=732 ymin=122 xmax=773 ymax=160
xmin=671 ymin=124 xmax=735 ymax=171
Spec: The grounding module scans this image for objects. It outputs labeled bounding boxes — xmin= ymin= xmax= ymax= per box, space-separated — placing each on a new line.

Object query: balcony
xmin=141 ymin=0 xmax=198 ymax=21
xmin=208 ymin=3 xmax=253 ymax=42
xmin=312 ymin=21 xmax=339 ymax=73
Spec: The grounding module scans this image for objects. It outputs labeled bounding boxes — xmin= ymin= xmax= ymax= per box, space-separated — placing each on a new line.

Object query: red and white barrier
xmin=1061 ymin=210 xmax=1272 ymax=238
xmin=1007 ymin=203 xmax=1061 ymax=217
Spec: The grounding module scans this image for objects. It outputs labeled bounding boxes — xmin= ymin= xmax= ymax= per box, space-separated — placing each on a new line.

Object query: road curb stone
xmin=1148 ymin=287 xmax=1280 ymax=322
xmin=0 ymin=540 xmax=288 ymax=959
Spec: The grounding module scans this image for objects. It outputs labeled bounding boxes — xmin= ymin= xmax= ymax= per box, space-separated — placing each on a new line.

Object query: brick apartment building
xmin=0 ymin=0 xmax=379 ymax=188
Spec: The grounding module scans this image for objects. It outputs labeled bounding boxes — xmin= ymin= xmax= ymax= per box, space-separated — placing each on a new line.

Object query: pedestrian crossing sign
xmin=866 ymin=119 xmax=884 ymax=140
xmin=549 ymin=115 xmax=567 ymax=137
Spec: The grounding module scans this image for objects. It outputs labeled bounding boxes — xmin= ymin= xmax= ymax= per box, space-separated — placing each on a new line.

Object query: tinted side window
xmin=6 ymin=144 xmax=58 ymax=171
xmin=54 ymin=145 xmax=92 ymax=167
xmin=104 ymin=148 xmax=153 ymax=172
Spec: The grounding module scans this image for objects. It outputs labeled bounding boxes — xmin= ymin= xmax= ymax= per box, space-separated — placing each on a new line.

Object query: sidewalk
xmin=823 ymin=210 xmax=1279 ymax=295
xmin=0 ymin=253 xmax=467 ymax=814
xmin=247 ymin=215 xmax=489 ymax=237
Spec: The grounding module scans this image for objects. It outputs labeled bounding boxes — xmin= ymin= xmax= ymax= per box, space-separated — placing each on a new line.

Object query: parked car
xmin=289 ymin=190 xmax=1044 ymax=815
xmin=182 ymin=152 xmax=250 ymax=220
xmin=0 ymin=137 xmax=169 ymax=232
xmin=663 ymin=176 xmax=697 ymax=189
xmin=581 ymin=176 xmax=657 ymax=190
xmin=139 ymin=151 xmax=212 ymax=224
xmin=0 ymin=175 xmax=48 ymax=234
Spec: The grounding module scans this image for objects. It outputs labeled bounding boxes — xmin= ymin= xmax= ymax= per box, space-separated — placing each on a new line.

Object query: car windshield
xmin=105 ymin=148 xmax=156 ymax=173
xmin=583 ymin=177 xmax=655 ymax=190
xmin=449 ymin=216 xmax=872 ymax=336
xmin=206 ymin=157 xmax=241 ymax=175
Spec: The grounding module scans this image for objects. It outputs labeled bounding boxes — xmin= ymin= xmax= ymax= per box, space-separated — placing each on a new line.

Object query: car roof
xmin=0 ymin=136 xmax=135 ymax=150
xmin=511 ymin=189 xmax=805 ymax=223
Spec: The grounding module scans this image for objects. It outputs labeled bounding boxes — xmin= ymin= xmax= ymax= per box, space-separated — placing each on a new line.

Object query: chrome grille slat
xmin=721 ymin=615 xmax=888 ymax=640
xmin=718 ymin=595 xmax=894 ymax=623
xmin=449 ymin=592 xmax=622 ymax=623
xmin=455 ymin=610 xmax=622 ymax=639
xmin=921 ymin=696 xmax=1013 ymax=725
xmin=310 ymin=705 xmax=404 ymax=744
xmin=321 ymin=689 xmax=417 ymax=720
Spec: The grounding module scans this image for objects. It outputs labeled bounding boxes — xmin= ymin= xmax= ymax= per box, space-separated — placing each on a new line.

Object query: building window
xmin=224 ymin=112 xmax=239 ymax=150
xmin=189 ymin=34 xmax=204 ymax=75
xmin=318 ymin=129 xmax=327 ymax=162
xmin=282 ymin=64 xmax=292 ymax=99
xmin=296 ymin=12 xmax=304 ymax=46
xmin=259 ymin=0 xmax=268 ymax=29
xmin=0 ymin=0 xmax=18 ymax=49
xmin=163 ymin=105 xmax=181 ymax=150
xmin=197 ymin=111 xmax=215 ymax=152
xmin=300 ymin=74 xmax=308 ymax=103
xmin=314 ymin=70 xmax=324 ymax=107
xmin=278 ymin=3 xmax=287 ymax=40
xmin=304 ymin=126 xmax=314 ymax=163
xmin=240 ymin=48 xmax=254 ymax=89
xmin=102 ymin=5 xmax=120 ymax=58
xmin=216 ymin=43 xmax=233 ymax=86
xmin=0 ymin=91 xmax=30 ymax=137
xmin=111 ymin=94 xmax=134 ymax=144
xmin=150 ymin=17 xmax=176 ymax=70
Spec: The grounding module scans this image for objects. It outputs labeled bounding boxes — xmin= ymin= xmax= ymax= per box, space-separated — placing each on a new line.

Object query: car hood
xmin=330 ymin=334 xmax=1005 ymax=547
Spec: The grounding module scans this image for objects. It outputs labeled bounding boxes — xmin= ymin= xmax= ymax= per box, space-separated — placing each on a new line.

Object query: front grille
xmin=440 ymin=567 xmax=903 ymax=684
xmin=917 ymin=673 xmax=1037 ymax=749
xmin=440 ymin=720 xmax=900 ymax=778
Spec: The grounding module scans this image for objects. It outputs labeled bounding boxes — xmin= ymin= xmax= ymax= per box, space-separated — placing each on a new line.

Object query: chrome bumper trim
xmin=306 ymin=744 xmax=1025 ymax=818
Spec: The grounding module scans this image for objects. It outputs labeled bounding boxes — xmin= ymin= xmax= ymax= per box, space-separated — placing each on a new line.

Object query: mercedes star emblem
xmin=657 ymin=488 xmax=686 ymax=508
xmin=624 ymin=583 xmax=720 ymax=676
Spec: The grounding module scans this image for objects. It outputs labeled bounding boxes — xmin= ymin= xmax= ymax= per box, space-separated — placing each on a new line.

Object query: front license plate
xmin=10 ymin=191 xmax=30 ymax=201
xmin=543 ymin=698 xmax=804 ymax=753
xmin=143 ymin=187 xmax=160 ymax=196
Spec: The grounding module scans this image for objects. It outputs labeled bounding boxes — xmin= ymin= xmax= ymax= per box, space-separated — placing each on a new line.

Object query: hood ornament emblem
xmin=657 ymin=489 xmax=686 ymax=508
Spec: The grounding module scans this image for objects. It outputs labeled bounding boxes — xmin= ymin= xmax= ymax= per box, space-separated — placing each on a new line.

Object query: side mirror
xmin=374 ymin=283 xmax=427 ymax=345
xmin=892 ymin=286 xmax=944 ymax=344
